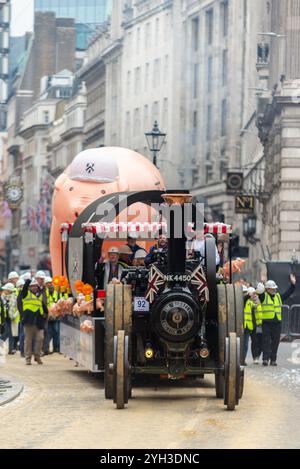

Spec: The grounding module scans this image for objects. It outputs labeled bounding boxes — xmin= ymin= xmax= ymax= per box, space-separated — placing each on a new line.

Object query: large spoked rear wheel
xmin=224 ymin=333 xmax=241 ymax=410
xmin=104 ymin=284 xmax=132 ymax=399
xmin=113 ymin=330 xmax=130 ymax=409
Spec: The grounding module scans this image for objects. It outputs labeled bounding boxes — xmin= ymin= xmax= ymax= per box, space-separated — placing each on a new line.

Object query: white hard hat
xmin=134 ymin=249 xmax=146 ymax=259
xmin=35 ymin=270 xmax=46 ymax=279
xmin=247 ymin=287 xmax=256 ymax=295
xmin=30 ymin=278 xmax=38 ymax=286
xmin=45 ymin=277 xmax=53 ymax=284
xmin=16 ymin=279 xmax=25 ymax=288
xmin=3 ymin=283 xmax=15 ymax=292
xmin=265 ymin=280 xmax=278 ymax=289
xmin=119 ymin=245 xmax=132 ymax=255
xmin=8 ymin=271 xmax=19 ymax=280
xmin=108 ymin=246 xmax=119 ymax=254
xmin=242 ymin=284 xmax=248 ymax=293
xmin=128 ymin=232 xmax=138 ymax=239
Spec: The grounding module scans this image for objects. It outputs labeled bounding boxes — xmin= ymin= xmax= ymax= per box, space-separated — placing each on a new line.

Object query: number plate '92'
xmin=134 ymin=297 xmax=150 ymax=312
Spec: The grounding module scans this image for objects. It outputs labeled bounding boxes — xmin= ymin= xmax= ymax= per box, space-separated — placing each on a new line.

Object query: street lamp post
xmin=145 ymin=121 xmax=166 ymax=167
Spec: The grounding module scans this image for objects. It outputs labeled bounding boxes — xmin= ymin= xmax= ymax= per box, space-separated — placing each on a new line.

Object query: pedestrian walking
xmin=258 ymin=274 xmax=296 ymax=366
xmin=35 ymin=271 xmax=50 ymax=355
xmin=21 ymin=277 xmax=48 ymax=365
xmin=45 ymin=277 xmax=60 ymax=354
xmin=16 ymin=278 xmax=25 ymax=356
xmin=0 ymin=283 xmax=15 ymax=354
xmin=243 ymin=286 xmax=262 ymax=364
xmin=8 ymin=282 xmax=22 ymax=353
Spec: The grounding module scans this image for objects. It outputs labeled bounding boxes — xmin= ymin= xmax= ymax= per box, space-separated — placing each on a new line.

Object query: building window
xmin=43 ymin=111 xmax=50 ymax=124
xmin=155 ymin=18 xmax=160 ymax=45
xmin=143 ymin=104 xmax=149 ymax=130
xmin=206 ymin=165 xmax=213 ymax=184
xmin=221 ymin=99 xmax=227 ymax=136
xmin=127 ymin=31 xmax=132 ymax=56
xmin=207 ymin=56 xmax=213 ymax=93
xmin=220 ymin=158 xmax=228 ymax=179
xmin=145 ymin=22 xmax=151 ymax=49
xmin=206 ymin=9 xmax=214 ymax=45
xmin=152 ymin=101 xmax=159 ymax=122
xmin=127 ymin=70 xmax=131 ymax=95
xmin=192 ymin=16 xmax=199 ymax=51
xmin=221 ymin=1 xmax=229 ymax=38
xmin=136 ymin=27 xmax=141 ymax=54
xmin=134 ymin=108 xmax=140 ymax=136
xmin=145 ymin=62 xmax=150 ymax=91
xmin=135 ymin=67 xmax=141 ymax=95
xmin=222 ymin=49 xmax=228 ymax=86
xmin=193 ymin=63 xmax=199 ymax=98
xmin=163 ymin=55 xmax=169 ymax=84
xmin=192 ymin=111 xmax=198 ymax=146
xmin=162 ymin=98 xmax=168 ymax=130
xmin=153 ymin=58 xmax=161 ymax=88
xmin=125 ymin=111 xmax=131 ymax=144
xmin=164 ymin=13 xmax=170 ymax=42
xmin=207 ymin=105 xmax=212 ymax=140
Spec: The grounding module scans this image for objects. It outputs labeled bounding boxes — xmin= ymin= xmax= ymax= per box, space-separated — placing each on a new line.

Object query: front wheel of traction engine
xmin=224 ymin=333 xmax=241 ymax=411
xmin=216 ymin=284 xmax=244 ymax=402
xmin=104 ymin=284 xmax=132 ymax=400
xmin=113 ymin=330 xmax=130 ymax=409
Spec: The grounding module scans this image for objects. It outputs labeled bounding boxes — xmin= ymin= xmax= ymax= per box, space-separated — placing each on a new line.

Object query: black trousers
xmin=251 ymin=332 xmax=263 ymax=359
xmin=262 ymin=321 xmax=281 ymax=362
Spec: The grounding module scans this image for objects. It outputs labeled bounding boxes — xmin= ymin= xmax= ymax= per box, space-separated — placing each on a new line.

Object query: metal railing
xmin=281 ymin=305 xmax=300 ymax=340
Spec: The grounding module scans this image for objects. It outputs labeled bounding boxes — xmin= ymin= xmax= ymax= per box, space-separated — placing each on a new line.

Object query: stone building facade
xmin=257 ymin=0 xmax=300 ymax=262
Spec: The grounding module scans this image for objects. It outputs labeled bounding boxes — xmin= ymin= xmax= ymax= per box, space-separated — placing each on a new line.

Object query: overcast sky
xmin=11 ymin=0 xmax=34 ymax=37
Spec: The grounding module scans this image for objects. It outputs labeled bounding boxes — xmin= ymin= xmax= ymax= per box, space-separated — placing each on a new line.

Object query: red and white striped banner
xmin=82 ymin=221 xmax=232 ymax=235
xmin=204 ymin=223 xmax=232 ymax=234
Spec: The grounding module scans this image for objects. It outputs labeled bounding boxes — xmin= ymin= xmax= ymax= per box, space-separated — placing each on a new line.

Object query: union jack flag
xmin=145 ymin=264 xmax=166 ymax=303
xmin=190 ymin=265 xmax=209 ymax=302
xmin=37 ymin=203 xmax=48 ymax=230
xmin=27 ymin=207 xmax=38 ymax=232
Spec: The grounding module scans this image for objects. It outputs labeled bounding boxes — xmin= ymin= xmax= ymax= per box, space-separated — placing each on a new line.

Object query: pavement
xmin=0 ymin=342 xmax=299 ymax=449
xmin=0 ymin=374 xmax=24 ymax=406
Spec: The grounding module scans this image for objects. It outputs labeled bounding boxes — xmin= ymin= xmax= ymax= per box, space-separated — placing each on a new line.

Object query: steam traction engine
xmin=64 ymin=190 xmax=244 ymax=411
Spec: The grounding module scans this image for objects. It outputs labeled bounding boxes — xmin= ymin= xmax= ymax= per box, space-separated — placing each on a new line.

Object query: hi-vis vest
xmin=46 ymin=290 xmax=58 ymax=308
xmin=261 ymin=292 xmax=282 ymax=321
xmin=244 ymin=300 xmax=263 ymax=331
xmin=22 ymin=292 xmax=43 ymax=316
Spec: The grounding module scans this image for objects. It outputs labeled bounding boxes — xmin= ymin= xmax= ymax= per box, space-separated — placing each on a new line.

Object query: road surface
xmin=0 ymin=341 xmax=300 ymax=449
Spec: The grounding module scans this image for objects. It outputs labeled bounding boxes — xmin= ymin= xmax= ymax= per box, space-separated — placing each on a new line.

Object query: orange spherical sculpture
xmin=50 ymin=147 xmax=165 ymax=276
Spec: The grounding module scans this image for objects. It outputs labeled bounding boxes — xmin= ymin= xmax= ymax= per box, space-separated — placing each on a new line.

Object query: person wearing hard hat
xmin=16 ymin=278 xmax=25 ymax=357
xmin=7 ymin=278 xmax=24 ymax=354
xmin=95 ymin=247 xmax=124 ymax=289
xmin=132 ymin=249 xmax=147 ymax=267
xmin=21 ymin=277 xmax=48 ymax=365
xmin=257 ymin=274 xmax=296 ymax=366
xmin=243 ymin=286 xmax=263 ymax=365
xmin=0 ymin=283 xmax=16 ymax=353
xmin=44 ymin=277 xmax=60 ymax=354
xmin=35 ymin=270 xmax=49 ymax=355
xmin=118 ymin=245 xmax=133 ymax=268
xmin=8 ymin=271 xmax=19 ymax=288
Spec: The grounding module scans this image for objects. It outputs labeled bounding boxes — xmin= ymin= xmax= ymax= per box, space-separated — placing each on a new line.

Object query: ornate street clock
xmin=4 ymin=183 xmax=24 ymax=209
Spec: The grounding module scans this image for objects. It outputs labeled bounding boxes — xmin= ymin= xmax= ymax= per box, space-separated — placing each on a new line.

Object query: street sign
xmin=226 ymin=172 xmax=243 ymax=194
xmin=235 ymin=195 xmax=255 ymax=214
